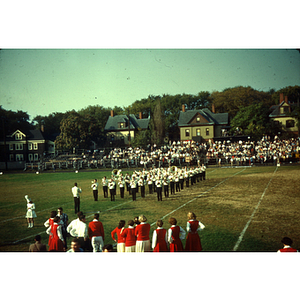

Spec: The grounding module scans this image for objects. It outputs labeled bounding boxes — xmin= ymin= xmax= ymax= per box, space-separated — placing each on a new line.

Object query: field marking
xmin=233 ymin=166 xmax=278 ymax=251
xmin=150 ymin=168 xmax=247 ymax=226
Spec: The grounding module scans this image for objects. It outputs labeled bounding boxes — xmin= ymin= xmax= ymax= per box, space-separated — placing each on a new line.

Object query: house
xmin=104 ymin=110 xmax=150 ymax=146
xmin=178 ymin=104 xmax=229 ymax=142
xmin=269 ymin=93 xmax=298 ymax=137
xmin=0 ymin=127 xmax=55 ymax=170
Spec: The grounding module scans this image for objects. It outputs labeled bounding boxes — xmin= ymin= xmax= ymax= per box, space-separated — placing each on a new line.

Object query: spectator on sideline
xmin=88 ymin=213 xmax=105 ymax=252
xmin=67 ymin=238 xmax=84 ymax=252
xmin=135 ymin=215 xmax=151 ymax=252
xmin=72 ymin=182 xmax=82 ymax=214
xmin=152 ymin=219 xmax=168 ymax=252
xmin=277 ymin=237 xmax=298 ymax=252
xmin=29 ymin=235 xmax=47 ymax=252
xmin=185 ymin=211 xmax=205 ymax=251
xmin=111 ymin=220 xmax=126 ymax=252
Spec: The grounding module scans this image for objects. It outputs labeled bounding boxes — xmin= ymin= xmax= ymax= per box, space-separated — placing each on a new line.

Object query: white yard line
xmin=233 ymin=166 xmax=278 ymax=251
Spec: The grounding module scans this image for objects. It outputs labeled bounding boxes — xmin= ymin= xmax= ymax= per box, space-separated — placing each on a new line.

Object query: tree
xmin=151 ymin=97 xmax=165 ymax=145
xmin=271 ymin=85 xmax=300 ymax=104
xmin=229 ymin=102 xmax=282 ymax=140
xmin=33 ymin=112 xmax=65 ymax=137
xmin=211 ymin=86 xmax=273 ymax=120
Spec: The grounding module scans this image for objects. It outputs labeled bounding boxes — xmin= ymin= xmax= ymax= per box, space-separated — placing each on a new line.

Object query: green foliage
xmin=271 ymin=85 xmax=300 ymax=104
xmin=33 ymin=112 xmax=65 ymax=136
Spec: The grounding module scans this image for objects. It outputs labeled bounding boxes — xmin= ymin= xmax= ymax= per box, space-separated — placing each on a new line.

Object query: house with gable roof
xmin=0 ymin=128 xmax=55 ymax=170
xmin=178 ymin=104 xmax=229 ymax=142
xmin=104 ymin=110 xmax=150 ymax=146
xmin=269 ymin=93 xmax=298 ymax=137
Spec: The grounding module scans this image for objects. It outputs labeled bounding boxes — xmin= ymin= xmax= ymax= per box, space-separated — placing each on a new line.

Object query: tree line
xmin=1 ymin=85 xmax=299 ymax=151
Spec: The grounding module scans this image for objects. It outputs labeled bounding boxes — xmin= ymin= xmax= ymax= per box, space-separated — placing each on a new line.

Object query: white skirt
xmin=136 ymin=240 xmax=150 ymax=252
xmin=25 ymin=210 xmax=37 ymax=218
xmin=117 ymin=243 xmax=125 ymax=252
xmin=125 ymin=245 xmax=136 ymax=252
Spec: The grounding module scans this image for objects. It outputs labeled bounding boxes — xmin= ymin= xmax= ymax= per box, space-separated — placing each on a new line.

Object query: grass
xmin=0 ymin=164 xmax=299 ymax=252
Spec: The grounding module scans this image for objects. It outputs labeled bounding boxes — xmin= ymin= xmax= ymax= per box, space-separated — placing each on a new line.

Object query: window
xmin=286 ymin=120 xmax=295 ymax=128
xmin=16 ymin=154 xmax=24 ymax=161
xmin=15 ymin=143 xmax=23 ymax=151
xmin=185 ymin=129 xmax=190 ymax=137
xmin=196 ymin=117 xmax=200 ymax=122
xmin=9 ymin=144 xmax=14 ymax=151
xmin=33 ymin=143 xmax=38 ymax=150
xmin=206 ymin=128 xmax=209 ymax=136
xmin=28 ymin=143 xmax=33 ymax=150
xmin=118 ymin=122 xmax=126 ymax=129
xmin=15 ymin=133 xmax=23 ymax=140
xmin=34 ymin=154 xmax=39 ymax=161
xmin=9 ymin=154 xmax=14 ymax=161
xmin=196 ymin=129 xmax=201 ymax=136
xmin=28 ymin=154 xmax=33 ymax=161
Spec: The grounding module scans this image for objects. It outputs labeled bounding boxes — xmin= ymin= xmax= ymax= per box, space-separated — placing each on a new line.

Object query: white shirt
xmin=91 ymin=182 xmax=98 ymax=190
xmin=186 ymin=219 xmax=205 ymax=232
xmin=70 ymin=220 xmax=88 ymax=238
xmin=152 ymin=227 xmax=168 ymax=249
xmin=46 ymin=222 xmax=64 ymax=242
xmin=168 ymin=225 xmax=186 ymax=243
xmin=72 ymin=186 xmax=82 ymax=198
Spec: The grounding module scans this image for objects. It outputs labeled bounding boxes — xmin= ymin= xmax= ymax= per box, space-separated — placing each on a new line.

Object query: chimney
xmin=111 ymin=110 xmax=114 ymax=117
xmin=139 ymin=112 xmax=142 ymax=119
xmin=182 ymin=104 xmax=185 ymax=112
xmin=280 ymin=93 xmax=284 ymax=104
xmin=212 ymin=103 xmax=215 ymax=113
xmin=41 ymin=124 xmax=44 ymax=132
xmin=285 ymin=96 xmax=288 ymax=104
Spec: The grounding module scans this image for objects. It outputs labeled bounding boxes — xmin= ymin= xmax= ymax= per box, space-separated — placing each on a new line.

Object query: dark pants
xmin=110 ymin=189 xmax=115 ymax=201
xmin=93 ymin=190 xmax=98 ymax=201
xmin=120 ymin=187 xmax=124 ymax=198
xmin=164 ymin=185 xmax=169 ymax=197
xmin=140 ymin=186 xmax=145 ymax=197
xmin=74 ymin=197 xmax=80 ymax=214
xmin=103 ymin=186 xmax=108 ymax=198
xmin=131 ymin=188 xmax=137 ymax=201
xmin=170 ymin=182 xmax=175 ymax=194
xmin=156 ymin=187 xmax=162 ymax=201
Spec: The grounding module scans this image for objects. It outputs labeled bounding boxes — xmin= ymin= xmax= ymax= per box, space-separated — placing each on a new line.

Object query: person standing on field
xmin=25 ymin=195 xmax=37 ymax=228
xmin=152 ymin=219 xmax=168 ymax=252
xmin=168 ymin=217 xmax=186 ymax=252
xmin=277 ymin=237 xmax=298 ymax=252
xmin=185 ymin=211 xmax=205 ymax=251
xmin=72 ymin=183 xmax=82 ymax=214
xmin=135 ymin=215 xmax=151 ymax=252
xmin=91 ymin=179 xmax=99 ymax=201
xmin=102 ymin=176 xmax=108 ymax=198
xmin=120 ymin=220 xmax=136 ymax=252
xmin=88 ymin=213 xmax=105 ymax=252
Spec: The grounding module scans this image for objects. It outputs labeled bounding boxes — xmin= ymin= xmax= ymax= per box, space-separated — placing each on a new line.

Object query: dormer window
xmin=196 ymin=117 xmax=200 ymax=122
xmin=15 ymin=133 xmax=23 ymax=140
xmin=118 ymin=122 xmax=126 ymax=129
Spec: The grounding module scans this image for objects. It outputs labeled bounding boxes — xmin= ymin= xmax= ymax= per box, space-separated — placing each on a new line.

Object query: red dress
xmin=185 ymin=220 xmax=202 ymax=251
xmin=48 ymin=218 xmax=54 ymax=246
xmin=48 ymin=223 xmax=64 ymax=251
xmin=279 ymin=247 xmax=298 ymax=252
xmin=153 ymin=228 xmax=168 ymax=252
xmin=169 ymin=226 xmax=184 ymax=252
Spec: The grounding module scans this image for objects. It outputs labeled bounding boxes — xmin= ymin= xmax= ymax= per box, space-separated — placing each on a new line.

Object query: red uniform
xmin=169 ymin=226 xmax=184 ymax=252
xmin=153 ymin=228 xmax=168 ymax=252
xmin=279 ymin=247 xmax=298 ymax=252
xmin=121 ymin=227 xmax=136 ymax=247
xmin=48 ymin=223 xmax=64 ymax=251
xmin=185 ymin=220 xmax=203 ymax=251
xmin=135 ymin=223 xmax=150 ymax=241
xmin=47 ymin=218 xmax=54 ymax=246
xmin=88 ymin=220 xmax=104 ymax=239
xmin=111 ymin=227 xmax=126 ymax=244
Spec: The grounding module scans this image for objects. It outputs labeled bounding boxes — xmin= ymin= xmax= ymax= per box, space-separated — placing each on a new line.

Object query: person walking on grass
xmin=111 ymin=220 xmax=126 ymax=252
xmin=152 ymin=219 xmax=168 ymax=252
xmin=72 ymin=182 xmax=82 ymax=214
xmin=168 ymin=217 xmax=186 ymax=252
xmin=185 ymin=211 xmax=205 ymax=251
xmin=25 ymin=195 xmax=37 ymax=228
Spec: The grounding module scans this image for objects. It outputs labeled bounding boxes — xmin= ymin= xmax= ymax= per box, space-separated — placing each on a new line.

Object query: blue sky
xmin=0 ymin=49 xmax=299 ymax=120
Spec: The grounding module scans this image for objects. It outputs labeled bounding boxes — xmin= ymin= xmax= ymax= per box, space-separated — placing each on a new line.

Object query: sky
xmin=1 ymin=48 xmax=299 ymax=121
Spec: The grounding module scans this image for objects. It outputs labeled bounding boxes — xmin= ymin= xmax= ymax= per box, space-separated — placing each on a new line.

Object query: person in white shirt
xmin=69 ymin=214 xmax=91 ymax=251
xmin=102 ymin=176 xmax=108 ymax=198
xmin=25 ymin=195 xmax=37 ymax=228
xmin=72 ymin=183 xmax=82 ymax=214
xmin=91 ymin=179 xmax=99 ymax=201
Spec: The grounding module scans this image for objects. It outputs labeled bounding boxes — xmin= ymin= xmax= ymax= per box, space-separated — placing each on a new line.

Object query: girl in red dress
xmin=47 ymin=216 xmax=65 ymax=251
xmin=185 ymin=212 xmax=205 ymax=251
xmin=152 ymin=219 xmax=168 ymax=252
xmin=44 ymin=211 xmax=57 ymax=247
xmin=111 ymin=220 xmax=126 ymax=252
xmin=168 ymin=217 xmax=186 ymax=252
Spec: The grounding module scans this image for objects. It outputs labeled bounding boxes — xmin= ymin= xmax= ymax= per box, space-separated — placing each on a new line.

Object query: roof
xmin=105 ymin=114 xmax=150 ymax=131
xmin=269 ymin=102 xmax=290 ymax=118
xmin=178 ymin=108 xmax=228 ymax=126
xmin=5 ymin=129 xmax=46 ymax=141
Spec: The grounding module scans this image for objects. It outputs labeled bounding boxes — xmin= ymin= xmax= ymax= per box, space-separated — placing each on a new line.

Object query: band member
xmin=155 ymin=176 xmax=163 ymax=201
xmin=108 ymin=178 xmax=116 ymax=201
xmin=118 ymin=175 xmax=125 ymax=198
xmin=102 ymin=176 xmax=108 ymax=198
xmin=163 ymin=176 xmax=169 ymax=198
xmin=91 ymin=179 xmax=99 ymax=201
xmin=138 ymin=176 xmax=145 ymax=198
xmin=130 ymin=176 xmax=137 ymax=201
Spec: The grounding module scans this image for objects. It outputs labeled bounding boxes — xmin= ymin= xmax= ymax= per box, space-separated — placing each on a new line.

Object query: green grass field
xmin=1 ymin=164 xmax=299 ymax=252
